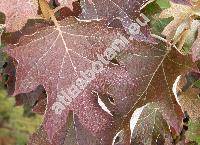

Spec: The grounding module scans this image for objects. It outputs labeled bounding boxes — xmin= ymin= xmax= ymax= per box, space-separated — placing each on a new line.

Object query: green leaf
xmin=156 ymin=0 xmax=170 ymax=9
xmin=194 ymin=80 xmax=200 ymax=88
xmin=187 ymin=121 xmax=200 ymax=144
xmin=151 ymin=17 xmax=173 ymax=35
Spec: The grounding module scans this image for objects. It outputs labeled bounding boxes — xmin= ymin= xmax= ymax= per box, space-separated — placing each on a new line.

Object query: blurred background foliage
xmin=0 ymin=86 xmax=42 ymax=145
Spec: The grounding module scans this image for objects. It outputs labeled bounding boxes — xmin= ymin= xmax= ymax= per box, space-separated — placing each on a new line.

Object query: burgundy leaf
xmin=79 ymin=0 xmax=155 ymax=43
xmin=0 ymin=0 xmax=38 ymax=32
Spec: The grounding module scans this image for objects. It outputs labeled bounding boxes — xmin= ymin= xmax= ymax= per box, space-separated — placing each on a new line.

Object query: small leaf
xmin=194 ymin=80 xmax=200 ymax=88
xmin=0 ymin=0 xmax=39 ymax=32
xmin=130 ymin=103 xmax=173 ymax=145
